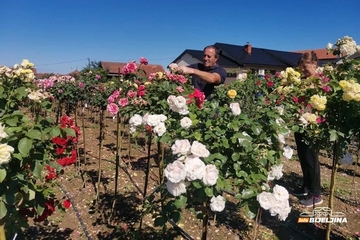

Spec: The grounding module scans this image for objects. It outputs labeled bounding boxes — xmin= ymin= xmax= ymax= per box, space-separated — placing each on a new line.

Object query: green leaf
xmin=18 ymin=137 xmax=33 ymax=156
xmin=28 ymin=189 xmax=36 ymax=201
xmin=0 ymin=200 xmax=7 ymax=220
xmin=329 ymin=130 xmax=338 ymax=142
xmin=32 ymin=161 xmax=43 ymax=179
xmin=0 ymin=168 xmax=6 ymax=183
xmin=251 ymin=125 xmax=261 ymax=135
xmin=16 ymin=86 xmax=27 ymax=98
xmin=204 ymin=187 xmax=213 ymax=197
xmin=26 ymin=129 xmax=42 ymax=140
xmin=231 ymin=153 xmax=240 ymax=161
xmin=63 ymin=127 xmax=76 ymax=137
xmin=241 ymin=189 xmax=255 ymax=199
xmin=174 ymin=195 xmax=187 ymax=208
xmin=245 ymin=204 xmax=257 ymax=219
xmin=193 ymin=131 xmax=202 ymax=141
xmin=192 ymin=181 xmax=202 ymax=189
xmin=154 ymin=217 xmax=167 ymax=227
xmin=5 ymin=116 xmax=18 ymax=127
xmin=50 ymin=126 xmax=61 ymax=138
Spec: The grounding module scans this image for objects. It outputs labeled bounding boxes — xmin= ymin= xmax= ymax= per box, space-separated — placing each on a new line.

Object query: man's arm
xmin=177 ymin=66 xmax=221 ymax=84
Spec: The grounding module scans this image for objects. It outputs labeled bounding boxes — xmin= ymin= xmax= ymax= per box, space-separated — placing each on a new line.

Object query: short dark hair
xmin=204 ymin=45 xmax=221 ymax=58
xmin=298 ymin=51 xmax=318 ymax=65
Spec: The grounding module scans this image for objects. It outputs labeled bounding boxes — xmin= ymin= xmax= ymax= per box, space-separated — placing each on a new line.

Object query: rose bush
xmin=0 ymin=60 xmax=77 ymax=238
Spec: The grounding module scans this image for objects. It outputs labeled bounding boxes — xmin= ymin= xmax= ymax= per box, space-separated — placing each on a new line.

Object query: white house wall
xmin=175 ymin=53 xmax=202 ymax=66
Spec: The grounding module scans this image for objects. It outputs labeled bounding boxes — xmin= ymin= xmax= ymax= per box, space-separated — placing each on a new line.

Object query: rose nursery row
xmin=0 ymin=36 xmax=360 ymax=239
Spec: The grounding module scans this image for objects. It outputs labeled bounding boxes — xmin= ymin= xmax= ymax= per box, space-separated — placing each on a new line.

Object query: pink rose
xmin=140 ymin=57 xmax=148 ymax=65
xmin=106 ymin=103 xmax=119 ymax=115
xmin=176 ymin=86 xmax=184 ymax=93
xmin=118 ymin=98 xmax=129 ymax=107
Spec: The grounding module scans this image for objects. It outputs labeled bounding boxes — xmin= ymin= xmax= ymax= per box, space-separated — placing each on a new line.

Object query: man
xmin=177 ymin=45 xmax=227 ymax=99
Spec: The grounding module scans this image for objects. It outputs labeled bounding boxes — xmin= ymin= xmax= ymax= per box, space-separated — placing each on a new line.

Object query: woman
xmin=292 ymin=51 xmax=323 ymax=207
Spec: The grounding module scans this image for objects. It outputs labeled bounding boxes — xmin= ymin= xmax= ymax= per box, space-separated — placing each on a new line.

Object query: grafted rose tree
xmin=0 ymin=60 xmax=76 ymax=239
xmin=138 ymin=67 xmax=295 ymax=239
xmin=270 ymin=36 xmax=360 ymax=239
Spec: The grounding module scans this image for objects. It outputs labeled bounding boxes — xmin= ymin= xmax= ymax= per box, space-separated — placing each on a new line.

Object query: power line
xmin=36 ymin=58 xmax=88 ymax=66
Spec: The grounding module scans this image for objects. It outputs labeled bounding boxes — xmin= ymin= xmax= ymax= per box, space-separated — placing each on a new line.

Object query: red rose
xmin=64 ymin=199 xmax=71 ymax=209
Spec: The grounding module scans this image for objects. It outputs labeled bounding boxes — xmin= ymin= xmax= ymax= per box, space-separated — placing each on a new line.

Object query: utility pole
xmin=88 ymin=58 xmax=90 ymax=69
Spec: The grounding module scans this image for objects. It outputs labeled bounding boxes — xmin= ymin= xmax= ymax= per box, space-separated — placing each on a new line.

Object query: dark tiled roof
xmin=215 ymin=42 xmax=302 ymax=67
xmin=100 ymin=61 xmax=165 ymax=77
xmin=171 ymin=49 xmax=240 ymax=68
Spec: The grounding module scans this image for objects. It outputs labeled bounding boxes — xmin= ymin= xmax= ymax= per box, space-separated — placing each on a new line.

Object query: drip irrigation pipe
xmin=58 ymin=184 xmax=93 ymax=240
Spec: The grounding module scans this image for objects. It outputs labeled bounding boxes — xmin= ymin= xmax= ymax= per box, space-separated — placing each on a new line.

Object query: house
xmin=294 ymin=49 xmax=339 ymax=66
xmin=100 ymin=61 xmax=165 ymax=78
xmin=171 ymin=43 xmax=303 ymax=83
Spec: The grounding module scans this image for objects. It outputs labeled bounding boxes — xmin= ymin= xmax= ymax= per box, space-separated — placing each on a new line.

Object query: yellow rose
xmin=276 ymin=86 xmax=283 ymax=94
xmin=156 ymin=72 xmax=164 ymax=79
xmin=339 ymin=80 xmax=348 ymax=89
xmin=342 ymin=92 xmax=354 ymax=101
xmin=227 ymin=89 xmax=237 ymax=99
xmin=133 ymin=83 xmax=138 ymax=89
xmin=309 ymin=95 xmax=327 ymax=111
xmin=144 ymin=81 xmax=151 ymax=85
xmin=303 ymin=112 xmax=317 ymax=124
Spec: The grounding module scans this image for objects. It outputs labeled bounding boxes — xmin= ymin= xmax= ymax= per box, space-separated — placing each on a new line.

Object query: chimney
xmin=244 ymin=42 xmax=252 ymax=54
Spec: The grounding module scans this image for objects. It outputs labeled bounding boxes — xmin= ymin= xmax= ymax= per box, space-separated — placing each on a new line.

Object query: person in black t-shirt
xmin=176 ymin=45 xmax=227 ymax=99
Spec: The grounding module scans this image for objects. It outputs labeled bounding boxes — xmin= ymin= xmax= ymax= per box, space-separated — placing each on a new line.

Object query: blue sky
xmin=1 ymin=0 xmax=360 ymax=74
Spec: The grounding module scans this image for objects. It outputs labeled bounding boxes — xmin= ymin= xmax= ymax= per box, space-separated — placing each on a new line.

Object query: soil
xmin=17 ymin=109 xmax=360 ymax=240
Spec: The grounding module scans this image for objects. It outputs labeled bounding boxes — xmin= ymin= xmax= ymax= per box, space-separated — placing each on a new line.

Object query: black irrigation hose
xmin=58 ymin=183 xmax=93 ymax=240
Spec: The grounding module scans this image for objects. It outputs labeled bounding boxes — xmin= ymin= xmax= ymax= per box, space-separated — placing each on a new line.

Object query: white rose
xmin=129 ymin=126 xmax=137 ymax=134
xmin=277 ymin=204 xmax=292 ymax=221
xmin=164 ymin=160 xmax=186 ymax=183
xmin=275 ymin=118 xmax=285 ymax=126
xmin=230 ymin=102 xmax=241 ymax=116
xmin=177 ymin=106 xmax=189 ymax=115
xmin=142 ymin=113 xmax=149 ymax=125
xmin=166 ymin=180 xmax=186 ymax=197
xmin=202 ymin=164 xmax=219 ymax=186
xmin=190 ymin=141 xmax=210 ymax=158
xmin=27 ymin=90 xmax=42 ymax=102
xmin=267 ymin=164 xmax=283 ymax=181
xmin=0 ymin=124 xmax=9 ymax=140
xmin=180 ymin=117 xmax=192 ymax=129
xmin=158 ymin=114 xmax=167 ymax=122
xmin=153 ymin=122 xmax=166 ymax=136
xmin=272 ymin=185 xmax=289 ymax=202
xmin=275 ymin=105 xmax=284 ymax=115
xmin=129 ymin=114 xmax=143 ymax=127
xmin=283 ymin=146 xmax=293 ymax=159
xmin=184 ymin=156 xmax=206 ymax=181
xmin=210 ymin=195 xmax=226 ymax=212
xmin=175 ymin=96 xmax=187 ymax=109
xmin=0 ymin=144 xmax=15 ymax=165
xmin=326 ymin=43 xmax=333 ymax=50
xmin=277 ymin=134 xmax=285 ymax=145
xmin=269 ymin=199 xmax=290 ymax=217
xmin=257 ymin=191 xmax=276 ymax=210
xmin=171 ymin=139 xmax=191 ymax=156
xmin=146 ymin=114 xmax=167 ymax=127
